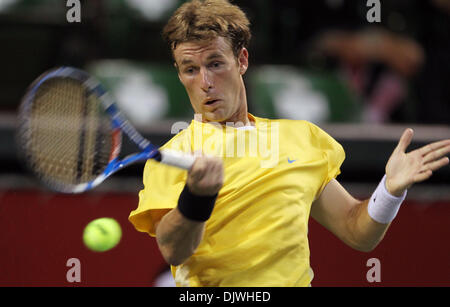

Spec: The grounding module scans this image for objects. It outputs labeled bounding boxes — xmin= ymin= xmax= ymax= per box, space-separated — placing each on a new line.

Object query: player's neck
xmin=222 ymin=108 xmax=251 ymax=127
xmin=219 ymin=87 xmax=252 ymax=127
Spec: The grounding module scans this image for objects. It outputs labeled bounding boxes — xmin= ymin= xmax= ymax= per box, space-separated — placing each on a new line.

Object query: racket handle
xmin=159 ymin=149 xmax=196 ymax=170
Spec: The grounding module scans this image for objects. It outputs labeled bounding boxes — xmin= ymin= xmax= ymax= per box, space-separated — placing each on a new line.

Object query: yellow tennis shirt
xmin=129 ymin=114 xmax=345 ymax=287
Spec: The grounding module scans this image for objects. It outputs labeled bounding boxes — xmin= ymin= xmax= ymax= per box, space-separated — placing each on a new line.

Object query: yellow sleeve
xmin=308 ymin=122 xmax=346 ymax=195
xmin=128 ymin=159 xmax=187 ymax=237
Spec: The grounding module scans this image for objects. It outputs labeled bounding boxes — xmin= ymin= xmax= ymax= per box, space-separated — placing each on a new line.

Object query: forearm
xmin=347 ymin=176 xmax=406 ymax=252
xmin=346 ymin=199 xmax=391 ymax=252
xmin=155 ymin=155 xmax=223 ymax=266
xmin=156 ymin=207 xmax=205 ymax=266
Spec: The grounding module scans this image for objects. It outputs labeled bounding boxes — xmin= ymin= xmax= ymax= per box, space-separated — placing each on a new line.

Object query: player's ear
xmin=238 ymin=47 xmax=249 ymax=75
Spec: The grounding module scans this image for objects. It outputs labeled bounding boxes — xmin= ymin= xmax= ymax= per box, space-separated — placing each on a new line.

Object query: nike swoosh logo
xmin=288 ymin=158 xmax=296 ymax=164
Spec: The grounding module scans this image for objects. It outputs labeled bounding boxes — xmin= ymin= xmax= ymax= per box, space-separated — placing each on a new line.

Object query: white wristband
xmin=367 ymin=175 xmax=407 ymax=224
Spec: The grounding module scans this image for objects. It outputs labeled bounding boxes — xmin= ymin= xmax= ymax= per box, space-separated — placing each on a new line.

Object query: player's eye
xmin=184 ymin=67 xmax=197 ymax=75
xmin=210 ymin=61 xmax=223 ymax=69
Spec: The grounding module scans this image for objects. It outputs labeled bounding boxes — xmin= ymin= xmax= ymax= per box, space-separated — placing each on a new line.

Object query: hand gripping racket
xmin=16 ymin=66 xmax=195 ymax=193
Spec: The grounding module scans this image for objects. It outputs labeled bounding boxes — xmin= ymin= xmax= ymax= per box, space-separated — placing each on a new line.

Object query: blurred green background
xmin=1 ymin=0 xmax=449 ymax=126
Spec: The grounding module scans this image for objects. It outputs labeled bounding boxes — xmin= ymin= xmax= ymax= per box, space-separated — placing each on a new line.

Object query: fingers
xmin=420 ymin=156 xmax=450 ymax=173
xmin=189 ymin=158 xmax=207 ymax=181
xmin=421 ymin=140 xmax=450 ymax=163
xmin=395 ymin=128 xmax=414 ymax=153
xmin=413 ymin=170 xmax=433 ymax=183
xmin=187 ymin=154 xmax=224 ymax=196
xmin=190 ymin=156 xmax=221 ymax=182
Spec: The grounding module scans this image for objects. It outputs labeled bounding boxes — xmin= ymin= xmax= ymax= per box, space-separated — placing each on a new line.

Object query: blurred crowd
xmin=0 ymin=0 xmax=449 ymax=125
xmin=264 ymin=0 xmax=450 ymax=124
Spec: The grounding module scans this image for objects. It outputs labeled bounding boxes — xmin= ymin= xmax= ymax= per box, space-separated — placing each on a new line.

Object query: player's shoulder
xmin=254 ymin=115 xmax=338 ymax=147
xmin=160 ymin=122 xmax=192 ymax=152
xmin=254 ymin=115 xmax=318 ymax=133
xmin=143 ymin=126 xmax=192 ymax=173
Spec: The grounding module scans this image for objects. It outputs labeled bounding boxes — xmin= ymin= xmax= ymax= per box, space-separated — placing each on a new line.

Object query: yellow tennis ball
xmin=83 ymin=218 xmax=122 ymax=252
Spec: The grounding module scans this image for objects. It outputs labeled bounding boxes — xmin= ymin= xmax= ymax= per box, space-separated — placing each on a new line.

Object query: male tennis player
xmin=129 ymin=0 xmax=450 ymax=286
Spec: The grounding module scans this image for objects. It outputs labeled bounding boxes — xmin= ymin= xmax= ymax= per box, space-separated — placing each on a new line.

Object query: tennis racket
xmin=16 ymin=66 xmax=195 ymax=193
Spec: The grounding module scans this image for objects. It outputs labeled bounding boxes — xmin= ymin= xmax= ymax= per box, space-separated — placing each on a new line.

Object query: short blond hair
xmin=162 ymin=0 xmax=251 ymax=58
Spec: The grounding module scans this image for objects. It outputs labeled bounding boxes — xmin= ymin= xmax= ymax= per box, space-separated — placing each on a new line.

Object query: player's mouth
xmin=203 ymin=98 xmax=222 ymax=107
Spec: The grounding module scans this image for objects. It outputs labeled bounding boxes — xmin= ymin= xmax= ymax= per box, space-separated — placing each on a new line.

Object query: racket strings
xmin=26 ymin=78 xmax=113 ymax=186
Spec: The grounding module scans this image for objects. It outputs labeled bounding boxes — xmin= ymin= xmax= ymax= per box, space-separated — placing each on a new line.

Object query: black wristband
xmin=177 ymin=185 xmax=218 ymax=222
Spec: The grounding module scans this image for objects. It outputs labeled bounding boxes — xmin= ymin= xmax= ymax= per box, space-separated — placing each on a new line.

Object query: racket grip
xmin=159 ymin=149 xmax=196 ymax=170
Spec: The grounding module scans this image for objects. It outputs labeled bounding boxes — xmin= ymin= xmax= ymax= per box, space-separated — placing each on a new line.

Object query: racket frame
xmin=18 ymin=66 xmax=192 ymax=193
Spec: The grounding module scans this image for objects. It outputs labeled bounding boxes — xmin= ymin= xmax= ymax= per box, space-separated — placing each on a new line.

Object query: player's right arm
xmin=155 ymin=155 xmax=224 ymax=266
xmin=155 ymin=207 xmax=205 ymax=266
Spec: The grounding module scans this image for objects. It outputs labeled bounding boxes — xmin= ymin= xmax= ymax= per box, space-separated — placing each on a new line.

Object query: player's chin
xmin=203 ymin=109 xmax=227 ymax=123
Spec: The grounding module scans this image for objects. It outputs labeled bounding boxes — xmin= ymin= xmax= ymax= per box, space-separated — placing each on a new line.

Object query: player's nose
xmin=200 ymin=68 xmax=213 ymax=92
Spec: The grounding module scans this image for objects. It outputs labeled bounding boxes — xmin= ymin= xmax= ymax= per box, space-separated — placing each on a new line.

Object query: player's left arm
xmin=311 ymin=129 xmax=450 ymax=252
